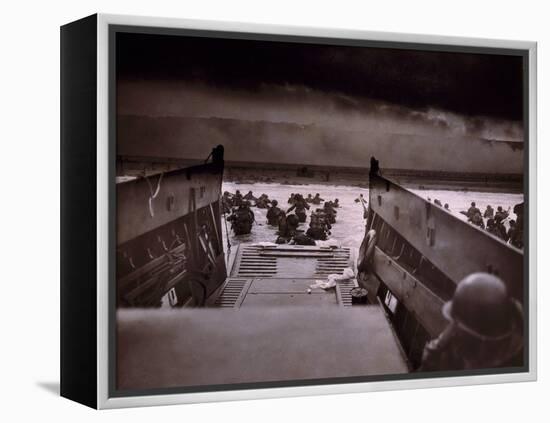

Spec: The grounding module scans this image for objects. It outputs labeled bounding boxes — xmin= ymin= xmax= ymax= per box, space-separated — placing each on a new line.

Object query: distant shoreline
xmin=224 ymin=163 xmax=523 ymax=194
xmin=116 ymin=155 xmax=524 ymax=193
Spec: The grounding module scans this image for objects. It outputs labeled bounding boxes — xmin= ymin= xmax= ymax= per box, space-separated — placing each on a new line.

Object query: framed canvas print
xmin=60 ymin=14 xmax=537 ymax=409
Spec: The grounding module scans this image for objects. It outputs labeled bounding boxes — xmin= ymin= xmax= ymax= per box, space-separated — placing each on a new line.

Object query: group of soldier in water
xmin=457 ymin=200 xmax=524 ymax=249
xmin=423 ymin=195 xmax=523 ymax=249
xmin=225 ymin=188 xmax=523 ymax=250
xmin=223 ymin=190 xmax=340 ymax=245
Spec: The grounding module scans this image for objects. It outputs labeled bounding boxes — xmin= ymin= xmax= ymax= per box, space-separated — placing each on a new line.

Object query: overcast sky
xmin=116 ymin=32 xmax=524 ymax=173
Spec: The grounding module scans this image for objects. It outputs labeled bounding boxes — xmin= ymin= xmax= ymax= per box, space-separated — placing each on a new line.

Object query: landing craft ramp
xmin=117 ymin=244 xmax=409 ymax=390
xmin=209 ymin=244 xmax=357 ymax=308
xmin=115 ymin=148 xmax=410 ymax=390
xmin=117 ymin=307 xmax=408 ymax=390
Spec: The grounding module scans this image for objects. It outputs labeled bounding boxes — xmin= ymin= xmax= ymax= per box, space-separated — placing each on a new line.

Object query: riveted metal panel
xmin=116 ymin=162 xmax=223 ymax=245
xmin=369 ymin=175 xmax=523 ymax=301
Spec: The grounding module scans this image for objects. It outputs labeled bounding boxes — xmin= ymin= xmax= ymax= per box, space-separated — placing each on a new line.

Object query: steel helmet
xmin=442 ymin=272 xmax=521 ymax=340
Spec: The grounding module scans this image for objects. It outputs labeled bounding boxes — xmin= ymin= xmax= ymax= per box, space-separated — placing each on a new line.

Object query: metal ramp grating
xmin=220 ymin=245 xmax=359 ymax=308
xmin=213 ymin=278 xmax=249 ymax=308
xmin=315 ymin=247 xmax=351 ymax=276
xmin=234 ymin=246 xmax=278 ymax=277
xmin=232 ymin=245 xmax=354 ymax=279
xmin=338 ymin=278 xmax=357 ymax=307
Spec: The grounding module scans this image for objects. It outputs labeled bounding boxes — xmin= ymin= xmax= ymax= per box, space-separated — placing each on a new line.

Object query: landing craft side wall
xmin=369 ymin=175 xmax=523 ymax=301
xmin=116 ymin=163 xmax=223 ymax=245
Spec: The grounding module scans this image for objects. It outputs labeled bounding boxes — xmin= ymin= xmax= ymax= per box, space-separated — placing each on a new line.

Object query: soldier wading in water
xmin=286 ymin=193 xmax=310 ymax=223
xmin=227 ymin=202 xmax=255 ymax=236
xmin=276 ymin=213 xmax=300 ymax=244
xmin=306 ymin=211 xmax=330 ymax=241
xmin=266 ymin=200 xmax=282 ymax=226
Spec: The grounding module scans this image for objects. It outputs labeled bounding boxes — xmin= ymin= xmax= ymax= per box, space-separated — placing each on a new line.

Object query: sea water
xmin=222 ymin=182 xmax=523 ymax=249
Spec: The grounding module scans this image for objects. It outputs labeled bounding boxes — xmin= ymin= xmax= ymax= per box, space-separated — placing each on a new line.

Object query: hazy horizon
xmin=116 ymin=33 xmax=525 ymax=174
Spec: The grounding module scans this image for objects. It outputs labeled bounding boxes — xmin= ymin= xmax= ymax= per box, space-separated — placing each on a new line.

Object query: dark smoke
xmin=117 ymin=81 xmax=523 ymax=173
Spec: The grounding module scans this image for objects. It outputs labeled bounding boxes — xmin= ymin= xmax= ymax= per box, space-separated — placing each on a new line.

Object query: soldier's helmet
xmin=442 ymin=273 xmax=522 ymax=340
xmin=271 ymin=199 xmax=278 ymax=206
